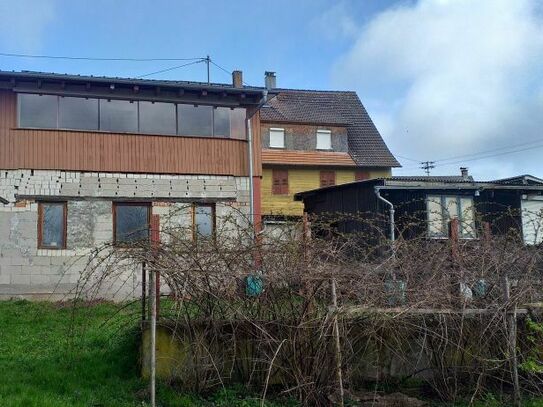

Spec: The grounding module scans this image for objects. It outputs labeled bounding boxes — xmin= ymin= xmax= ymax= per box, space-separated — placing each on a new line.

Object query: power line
xmin=0 ymin=51 xmax=206 ymax=62
xmin=136 ymin=59 xmax=206 ymax=79
xmin=394 ymin=154 xmax=420 ymax=163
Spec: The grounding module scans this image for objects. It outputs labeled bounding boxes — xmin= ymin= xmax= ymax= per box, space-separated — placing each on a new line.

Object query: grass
xmin=0 ymin=300 xmax=292 ymax=407
xmin=0 ymin=300 xmax=541 ymax=407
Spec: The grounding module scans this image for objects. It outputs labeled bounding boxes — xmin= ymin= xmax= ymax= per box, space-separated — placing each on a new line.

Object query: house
xmin=0 ymin=70 xmax=268 ymax=299
xmin=294 ymin=169 xmax=543 ymax=245
xmin=259 ymin=72 xmax=399 ymax=222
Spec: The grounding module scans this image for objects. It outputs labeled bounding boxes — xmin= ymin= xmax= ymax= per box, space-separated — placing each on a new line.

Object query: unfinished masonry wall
xmin=0 ymin=169 xmax=250 ymax=300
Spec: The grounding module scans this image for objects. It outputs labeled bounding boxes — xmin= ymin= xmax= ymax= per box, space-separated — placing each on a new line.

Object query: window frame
xmin=426 ymin=195 xmax=476 ymax=239
xmin=192 ymin=203 xmax=216 ymax=241
xmin=112 ymin=202 xmax=151 ymax=246
xmin=269 ymin=128 xmax=285 ymax=149
xmin=272 ymin=169 xmax=289 ymax=195
xmin=37 ymin=201 xmax=67 ymax=250
xmin=319 ymin=170 xmax=336 ymax=188
xmin=316 ymin=129 xmax=332 ymax=150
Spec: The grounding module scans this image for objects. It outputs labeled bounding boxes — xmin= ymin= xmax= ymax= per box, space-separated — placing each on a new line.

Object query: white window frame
xmin=316 ymin=129 xmax=332 ymax=150
xmin=426 ymin=195 xmax=476 ymax=239
xmin=269 ymin=127 xmax=285 ymax=149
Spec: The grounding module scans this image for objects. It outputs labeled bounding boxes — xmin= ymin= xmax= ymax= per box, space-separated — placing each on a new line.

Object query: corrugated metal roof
xmin=262 ymin=149 xmax=357 ymax=166
xmin=261 ymin=89 xmax=400 ymax=168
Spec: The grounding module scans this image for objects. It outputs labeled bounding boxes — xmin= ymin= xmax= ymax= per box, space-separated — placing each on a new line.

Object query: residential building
xmin=0 ymin=70 xmax=267 ymax=299
xmin=259 ymin=72 xmax=400 ymax=220
xmin=294 ymin=170 xmax=543 ymax=245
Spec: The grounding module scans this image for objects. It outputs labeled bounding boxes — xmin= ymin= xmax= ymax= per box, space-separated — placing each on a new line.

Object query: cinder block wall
xmin=0 ymin=170 xmax=250 ymax=300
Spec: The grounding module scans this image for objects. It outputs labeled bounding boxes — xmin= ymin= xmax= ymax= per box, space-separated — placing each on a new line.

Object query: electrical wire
xmin=0 ymin=51 xmax=206 ymax=62
xmin=136 ymin=60 xmax=206 ymax=79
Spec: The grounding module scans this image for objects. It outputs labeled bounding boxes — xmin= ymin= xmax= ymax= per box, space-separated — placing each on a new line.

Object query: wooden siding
xmin=0 ymin=90 xmax=260 ymax=176
xmin=261 ymin=166 xmax=391 ymax=216
xmin=262 ymin=149 xmax=356 ymax=166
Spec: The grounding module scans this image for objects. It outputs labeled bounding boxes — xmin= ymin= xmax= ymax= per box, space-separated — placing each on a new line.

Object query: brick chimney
xmin=232 ymin=70 xmax=243 ymax=88
xmin=460 ymin=167 xmax=469 ymax=179
xmin=265 ymin=71 xmax=276 ymax=90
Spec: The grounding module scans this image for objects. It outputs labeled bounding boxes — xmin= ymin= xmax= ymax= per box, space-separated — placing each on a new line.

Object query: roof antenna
xmin=420 ymin=161 xmax=435 ymax=176
xmin=205 ymin=55 xmax=210 ymax=84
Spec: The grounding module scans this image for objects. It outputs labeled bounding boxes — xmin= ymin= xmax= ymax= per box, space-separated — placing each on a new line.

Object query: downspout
xmin=374 ymin=186 xmax=395 ymax=247
xmin=246 ymin=90 xmax=269 ymax=233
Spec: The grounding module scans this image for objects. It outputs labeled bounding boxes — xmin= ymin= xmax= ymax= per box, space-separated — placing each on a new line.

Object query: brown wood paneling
xmin=0 ymin=90 xmax=260 ymax=176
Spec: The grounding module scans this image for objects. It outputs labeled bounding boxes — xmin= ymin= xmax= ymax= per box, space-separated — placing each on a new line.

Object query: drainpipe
xmin=0 ymin=196 xmax=7 ymax=204
xmin=246 ymin=90 xmax=269 ymax=233
xmin=374 ymin=186 xmax=395 ymax=246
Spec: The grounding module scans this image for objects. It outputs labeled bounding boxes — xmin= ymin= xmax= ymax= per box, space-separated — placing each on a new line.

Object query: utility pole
xmin=205 ymin=55 xmax=210 ymax=84
xmin=420 ymin=161 xmax=435 ymax=176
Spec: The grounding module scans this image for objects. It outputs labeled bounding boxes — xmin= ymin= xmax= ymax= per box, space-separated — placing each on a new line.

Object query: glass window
xmin=99 ymin=99 xmax=138 ymax=133
xmin=139 ymin=101 xmax=177 ymax=135
xmin=114 ymin=203 xmax=150 ymax=244
xmin=230 ymin=108 xmax=246 ymax=140
xmin=178 ymin=105 xmax=212 ymax=136
xmin=194 ymin=205 xmax=215 ymax=238
xmin=213 ymin=107 xmax=231 ymax=137
xmin=269 ymin=128 xmax=285 ymax=148
xmin=59 ymin=97 xmax=99 ymax=130
xmin=316 ymin=129 xmax=332 ymax=150
xmin=426 ymin=195 xmax=476 ymax=238
xmin=19 ymin=94 xmax=58 ymax=128
xmin=39 ymin=202 xmax=66 ymax=249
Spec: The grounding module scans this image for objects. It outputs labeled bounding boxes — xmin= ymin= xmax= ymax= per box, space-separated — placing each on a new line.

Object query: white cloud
xmin=332 ymin=0 xmax=543 ymax=179
xmin=311 ymin=2 xmax=359 ymax=41
xmin=0 ymin=0 xmax=56 ymax=52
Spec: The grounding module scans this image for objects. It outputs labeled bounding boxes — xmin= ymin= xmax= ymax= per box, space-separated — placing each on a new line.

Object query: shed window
xmin=427 ymin=195 xmax=476 ymax=238
xmin=213 ymin=107 xmax=231 ymax=137
xmin=320 ymin=171 xmax=336 ymax=187
xmin=19 ymin=94 xmax=58 ymax=128
xmin=139 ymin=101 xmax=177 ymax=135
xmin=230 ymin=108 xmax=247 ymax=140
xmin=38 ymin=202 xmax=67 ymax=249
xmin=316 ymin=129 xmax=332 ymax=150
xmin=59 ymin=97 xmax=99 ymax=130
xmin=272 ymin=169 xmax=289 ymax=195
xmin=193 ymin=204 xmax=215 ymax=239
xmin=99 ymin=99 xmax=138 ymax=133
xmin=113 ymin=203 xmax=150 ymax=244
xmin=269 ymin=128 xmax=285 ymax=148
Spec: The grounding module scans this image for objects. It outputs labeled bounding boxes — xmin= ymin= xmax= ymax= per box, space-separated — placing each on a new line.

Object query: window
xmin=355 ymin=171 xmax=370 ymax=181
xmin=178 ymin=104 xmax=213 ymax=136
xmin=272 ymin=169 xmax=289 ymax=195
xmin=269 ymin=128 xmax=285 ymax=148
xmin=38 ymin=202 xmax=67 ymax=249
xmin=59 ymin=97 xmax=99 ymax=130
xmin=427 ymin=195 xmax=476 ymax=238
xmin=213 ymin=107 xmax=231 ymax=137
xmin=320 ymin=171 xmax=336 ymax=187
xmin=113 ymin=203 xmax=150 ymax=244
xmin=193 ymin=204 xmax=215 ymax=239
xmin=230 ymin=108 xmax=247 ymax=140
xmin=19 ymin=94 xmax=58 ymax=128
xmin=99 ymin=99 xmax=138 ymax=133
xmin=316 ymin=129 xmax=332 ymax=150
xmin=139 ymin=101 xmax=177 ymax=135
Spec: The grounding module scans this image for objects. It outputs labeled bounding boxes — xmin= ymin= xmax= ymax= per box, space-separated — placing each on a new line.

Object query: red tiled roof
xmin=262 ymin=149 xmax=357 ymax=167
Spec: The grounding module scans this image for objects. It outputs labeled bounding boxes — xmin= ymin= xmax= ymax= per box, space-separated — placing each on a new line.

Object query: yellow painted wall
xmin=261 ymin=166 xmax=391 ymax=216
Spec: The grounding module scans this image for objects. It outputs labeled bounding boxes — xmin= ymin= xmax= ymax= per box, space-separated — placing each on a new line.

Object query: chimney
xmin=232 ymin=70 xmax=243 ymax=88
xmin=265 ymin=71 xmax=276 ymax=90
xmin=460 ymin=167 xmax=469 ymax=179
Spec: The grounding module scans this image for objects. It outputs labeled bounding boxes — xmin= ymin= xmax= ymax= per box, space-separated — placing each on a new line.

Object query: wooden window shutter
xmin=320 ymin=171 xmax=336 ymax=187
xmin=272 ymin=169 xmax=288 ymax=195
xmin=355 ymin=170 xmax=370 ymax=181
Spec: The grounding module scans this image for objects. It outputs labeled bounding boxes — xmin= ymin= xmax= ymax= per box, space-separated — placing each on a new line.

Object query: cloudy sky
xmin=1 ymin=0 xmax=542 ymax=180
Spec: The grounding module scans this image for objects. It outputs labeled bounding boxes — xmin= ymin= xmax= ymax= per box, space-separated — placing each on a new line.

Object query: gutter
xmin=374 ymin=187 xmax=395 ymax=245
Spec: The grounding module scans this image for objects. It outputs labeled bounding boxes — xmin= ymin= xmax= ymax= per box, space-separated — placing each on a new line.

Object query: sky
xmin=1 ymin=0 xmax=542 ymax=180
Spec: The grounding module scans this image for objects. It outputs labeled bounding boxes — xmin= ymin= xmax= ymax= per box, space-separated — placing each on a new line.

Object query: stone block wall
xmin=0 ymin=170 xmax=251 ymax=300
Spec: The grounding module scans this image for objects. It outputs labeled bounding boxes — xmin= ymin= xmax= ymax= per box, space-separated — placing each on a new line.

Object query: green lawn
xmin=0 ymin=300 xmax=541 ymax=407
xmin=0 ymin=300 xmax=291 ymax=407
